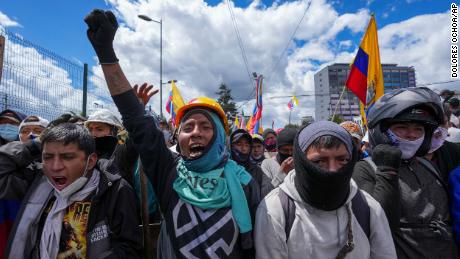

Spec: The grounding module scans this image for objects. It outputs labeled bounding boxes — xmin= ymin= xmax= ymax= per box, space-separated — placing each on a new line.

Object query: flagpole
xmin=289 ymin=109 xmax=292 ymax=124
xmin=331 ymin=85 xmax=347 ymax=121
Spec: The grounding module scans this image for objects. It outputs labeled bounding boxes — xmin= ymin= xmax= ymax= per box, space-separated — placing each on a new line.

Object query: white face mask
xmin=429 ymin=127 xmax=448 ymax=153
xmin=387 ymin=129 xmax=425 ymax=159
xmin=46 ymin=156 xmax=92 ymax=198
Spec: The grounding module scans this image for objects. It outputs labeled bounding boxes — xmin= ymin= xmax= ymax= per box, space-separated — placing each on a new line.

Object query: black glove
xmin=84 ymin=9 xmax=119 ymax=64
xmin=372 ymin=144 xmax=402 ymax=173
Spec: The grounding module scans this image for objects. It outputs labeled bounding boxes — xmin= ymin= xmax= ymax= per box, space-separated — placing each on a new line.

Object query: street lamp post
xmin=138 ymin=14 xmax=163 ymax=118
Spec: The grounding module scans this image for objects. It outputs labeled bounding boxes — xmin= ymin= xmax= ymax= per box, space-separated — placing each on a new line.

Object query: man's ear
xmin=87 ymin=153 xmax=98 ymax=170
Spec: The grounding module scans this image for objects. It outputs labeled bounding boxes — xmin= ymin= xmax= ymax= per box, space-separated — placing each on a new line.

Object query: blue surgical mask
xmin=0 ymin=124 xmax=19 ymax=141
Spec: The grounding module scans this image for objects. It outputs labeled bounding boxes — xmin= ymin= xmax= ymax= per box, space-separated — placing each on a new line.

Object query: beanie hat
xmin=276 ymin=128 xmax=297 ymax=149
xmin=298 ymin=121 xmax=353 ymax=155
xmin=262 ymin=128 xmax=276 ymax=139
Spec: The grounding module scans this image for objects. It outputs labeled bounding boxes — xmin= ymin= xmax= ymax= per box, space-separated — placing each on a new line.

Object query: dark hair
xmin=440 ymin=89 xmax=455 ymax=101
xmin=443 ymin=103 xmax=452 ymax=123
xmin=41 ymin=123 xmax=95 ymax=156
xmin=23 ymin=116 xmax=40 ymax=123
xmin=307 ymin=135 xmax=345 ymax=152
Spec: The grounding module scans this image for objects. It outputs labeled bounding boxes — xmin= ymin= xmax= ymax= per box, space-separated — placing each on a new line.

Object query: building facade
xmin=314 ymin=63 xmax=416 ymax=121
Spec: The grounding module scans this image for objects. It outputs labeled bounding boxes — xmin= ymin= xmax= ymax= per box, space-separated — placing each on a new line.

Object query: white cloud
xmin=100 ymin=0 xmax=374 ymax=128
xmin=0 ymin=1 xmax=453 ymax=128
xmin=0 ymin=11 xmax=21 ymax=28
xmin=78 ymin=0 xmax=456 ymax=128
xmin=378 ymin=11 xmax=455 ymax=89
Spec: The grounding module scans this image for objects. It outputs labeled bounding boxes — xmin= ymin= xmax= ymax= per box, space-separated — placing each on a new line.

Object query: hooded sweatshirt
xmin=255 ymin=121 xmax=396 ymax=259
xmin=255 ymin=173 xmax=396 ymax=259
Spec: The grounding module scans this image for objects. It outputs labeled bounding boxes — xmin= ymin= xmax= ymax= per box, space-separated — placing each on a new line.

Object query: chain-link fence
xmin=0 ymin=29 xmax=118 ymax=121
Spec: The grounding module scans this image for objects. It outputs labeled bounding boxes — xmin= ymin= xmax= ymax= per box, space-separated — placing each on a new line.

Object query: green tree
xmin=284 ymin=123 xmax=301 ymax=130
xmin=329 ymin=115 xmax=344 ymax=124
xmin=216 ymin=83 xmax=237 ymax=118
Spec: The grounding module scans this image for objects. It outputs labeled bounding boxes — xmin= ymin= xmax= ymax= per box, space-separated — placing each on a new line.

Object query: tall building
xmin=314 ymin=63 xmax=416 ymax=121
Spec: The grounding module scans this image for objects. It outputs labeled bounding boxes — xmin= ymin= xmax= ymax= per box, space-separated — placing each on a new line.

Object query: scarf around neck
xmin=40 ymin=169 xmax=100 ymax=259
xmin=173 ymin=110 xmax=253 ymax=233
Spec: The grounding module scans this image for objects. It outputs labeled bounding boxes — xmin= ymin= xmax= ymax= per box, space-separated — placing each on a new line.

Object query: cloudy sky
xmin=0 ymin=0 xmax=457 ymax=128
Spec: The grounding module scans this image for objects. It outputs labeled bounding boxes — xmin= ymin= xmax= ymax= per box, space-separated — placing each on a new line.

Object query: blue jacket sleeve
xmin=448 ymin=165 xmax=460 ymax=243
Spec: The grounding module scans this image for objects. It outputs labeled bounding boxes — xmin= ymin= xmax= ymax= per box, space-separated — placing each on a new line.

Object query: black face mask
xmin=264 ymin=138 xmax=277 ymax=152
xmin=276 ymin=152 xmax=290 ymax=164
xmin=293 ymin=137 xmax=358 ymax=211
xmin=94 ymin=135 xmax=118 ymax=158
xmin=231 ymin=147 xmax=250 ymax=165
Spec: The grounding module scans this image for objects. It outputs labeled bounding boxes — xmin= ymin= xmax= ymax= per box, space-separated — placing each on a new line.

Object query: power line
xmin=226 ymin=0 xmax=254 ymax=90
xmin=418 ymin=79 xmax=460 ymax=87
xmin=266 ymin=0 xmax=312 ymax=80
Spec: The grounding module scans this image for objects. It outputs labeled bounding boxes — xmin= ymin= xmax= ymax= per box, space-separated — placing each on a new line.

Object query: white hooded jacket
xmin=255 ymin=171 xmax=396 ymax=259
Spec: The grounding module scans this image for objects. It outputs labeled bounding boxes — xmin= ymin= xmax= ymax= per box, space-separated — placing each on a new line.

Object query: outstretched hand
xmin=133 ymin=83 xmax=159 ymax=106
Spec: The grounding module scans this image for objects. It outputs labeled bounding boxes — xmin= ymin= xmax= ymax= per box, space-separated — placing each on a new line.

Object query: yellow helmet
xmin=175 ymin=97 xmax=229 ymax=134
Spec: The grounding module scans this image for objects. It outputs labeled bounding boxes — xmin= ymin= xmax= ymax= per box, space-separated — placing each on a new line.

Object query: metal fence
xmin=0 ymin=29 xmax=117 ymax=121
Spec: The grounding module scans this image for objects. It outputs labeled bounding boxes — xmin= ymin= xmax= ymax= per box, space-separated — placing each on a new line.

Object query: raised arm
xmin=84 ymin=9 xmax=176 ymax=203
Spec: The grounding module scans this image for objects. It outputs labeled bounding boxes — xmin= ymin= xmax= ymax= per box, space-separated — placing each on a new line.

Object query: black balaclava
xmin=294 ymin=121 xmax=358 ymax=211
xmin=94 ymin=135 xmax=118 ymax=159
xmin=263 ymin=128 xmax=277 ymax=151
xmin=230 ymin=129 xmax=252 ymax=166
xmin=276 ymin=128 xmax=297 ymax=164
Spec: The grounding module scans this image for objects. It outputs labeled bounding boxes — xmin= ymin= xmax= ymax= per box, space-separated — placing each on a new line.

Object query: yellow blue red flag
xmin=165 ymin=80 xmax=185 ymax=126
xmin=248 ymin=75 xmax=263 ymax=134
xmin=345 ymin=15 xmax=384 ymax=125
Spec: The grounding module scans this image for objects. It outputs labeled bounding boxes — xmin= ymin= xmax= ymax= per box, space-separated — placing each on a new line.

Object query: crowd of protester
xmin=0 ymin=9 xmax=460 ymax=259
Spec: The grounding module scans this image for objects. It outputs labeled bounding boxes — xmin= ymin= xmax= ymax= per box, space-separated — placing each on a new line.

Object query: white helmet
xmin=85 ymin=109 xmax=123 ymax=129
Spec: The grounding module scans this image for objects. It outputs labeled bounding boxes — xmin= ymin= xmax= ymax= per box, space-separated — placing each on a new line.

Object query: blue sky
xmin=0 ymin=0 xmax=451 ymax=68
xmin=0 ymin=0 xmax=457 ymax=126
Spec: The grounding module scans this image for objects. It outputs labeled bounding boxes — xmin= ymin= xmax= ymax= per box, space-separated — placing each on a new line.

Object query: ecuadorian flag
xmin=248 ymin=75 xmax=263 ymax=134
xmin=346 ymin=15 xmax=384 ymax=124
xmin=165 ymin=80 xmax=185 ymax=126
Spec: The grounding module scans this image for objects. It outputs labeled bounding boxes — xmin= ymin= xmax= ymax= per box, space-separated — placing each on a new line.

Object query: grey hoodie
xmin=254 ymin=171 xmax=396 ymax=259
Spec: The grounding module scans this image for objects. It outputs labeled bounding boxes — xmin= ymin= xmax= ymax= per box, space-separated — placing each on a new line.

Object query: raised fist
xmin=84 ymin=9 xmax=119 ymax=64
xmin=372 ymin=144 xmax=402 ymax=173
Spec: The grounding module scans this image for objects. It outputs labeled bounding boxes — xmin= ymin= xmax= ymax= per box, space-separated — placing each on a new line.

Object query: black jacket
xmin=432 ymin=141 xmax=460 ymax=181
xmin=0 ymin=141 xmax=142 ymax=259
xmin=113 ymin=90 xmax=260 ymax=259
xmin=353 ymin=157 xmax=458 ymax=259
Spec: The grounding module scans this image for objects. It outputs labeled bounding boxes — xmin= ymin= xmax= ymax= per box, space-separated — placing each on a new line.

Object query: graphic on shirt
xmin=171 ymin=200 xmax=239 ymax=259
xmin=57 ymin=201 xmax=91 ymax=259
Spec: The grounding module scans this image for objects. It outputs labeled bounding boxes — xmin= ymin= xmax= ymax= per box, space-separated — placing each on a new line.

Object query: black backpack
xmin=278 ymin=188 xmax=370 ymax=242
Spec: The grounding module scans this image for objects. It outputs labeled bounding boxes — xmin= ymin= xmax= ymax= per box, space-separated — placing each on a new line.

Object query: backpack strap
xmin=351 ymin=189 xmax=371 ymax=239
xmin=416 ymin=157 xmax=449 ymax=195
xmin=278 ymin=189 xmax=296 ymax=242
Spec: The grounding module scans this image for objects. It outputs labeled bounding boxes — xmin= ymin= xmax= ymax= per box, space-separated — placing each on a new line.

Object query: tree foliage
xmin=216 ymin=83 xmax=237 ymax=118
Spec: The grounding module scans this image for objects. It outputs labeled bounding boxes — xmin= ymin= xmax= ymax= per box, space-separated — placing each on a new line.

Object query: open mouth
xmin=51 ymin=176 xmax=68 ymax=190
xmin=189 ymin=144 xmax=206 ymax=158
